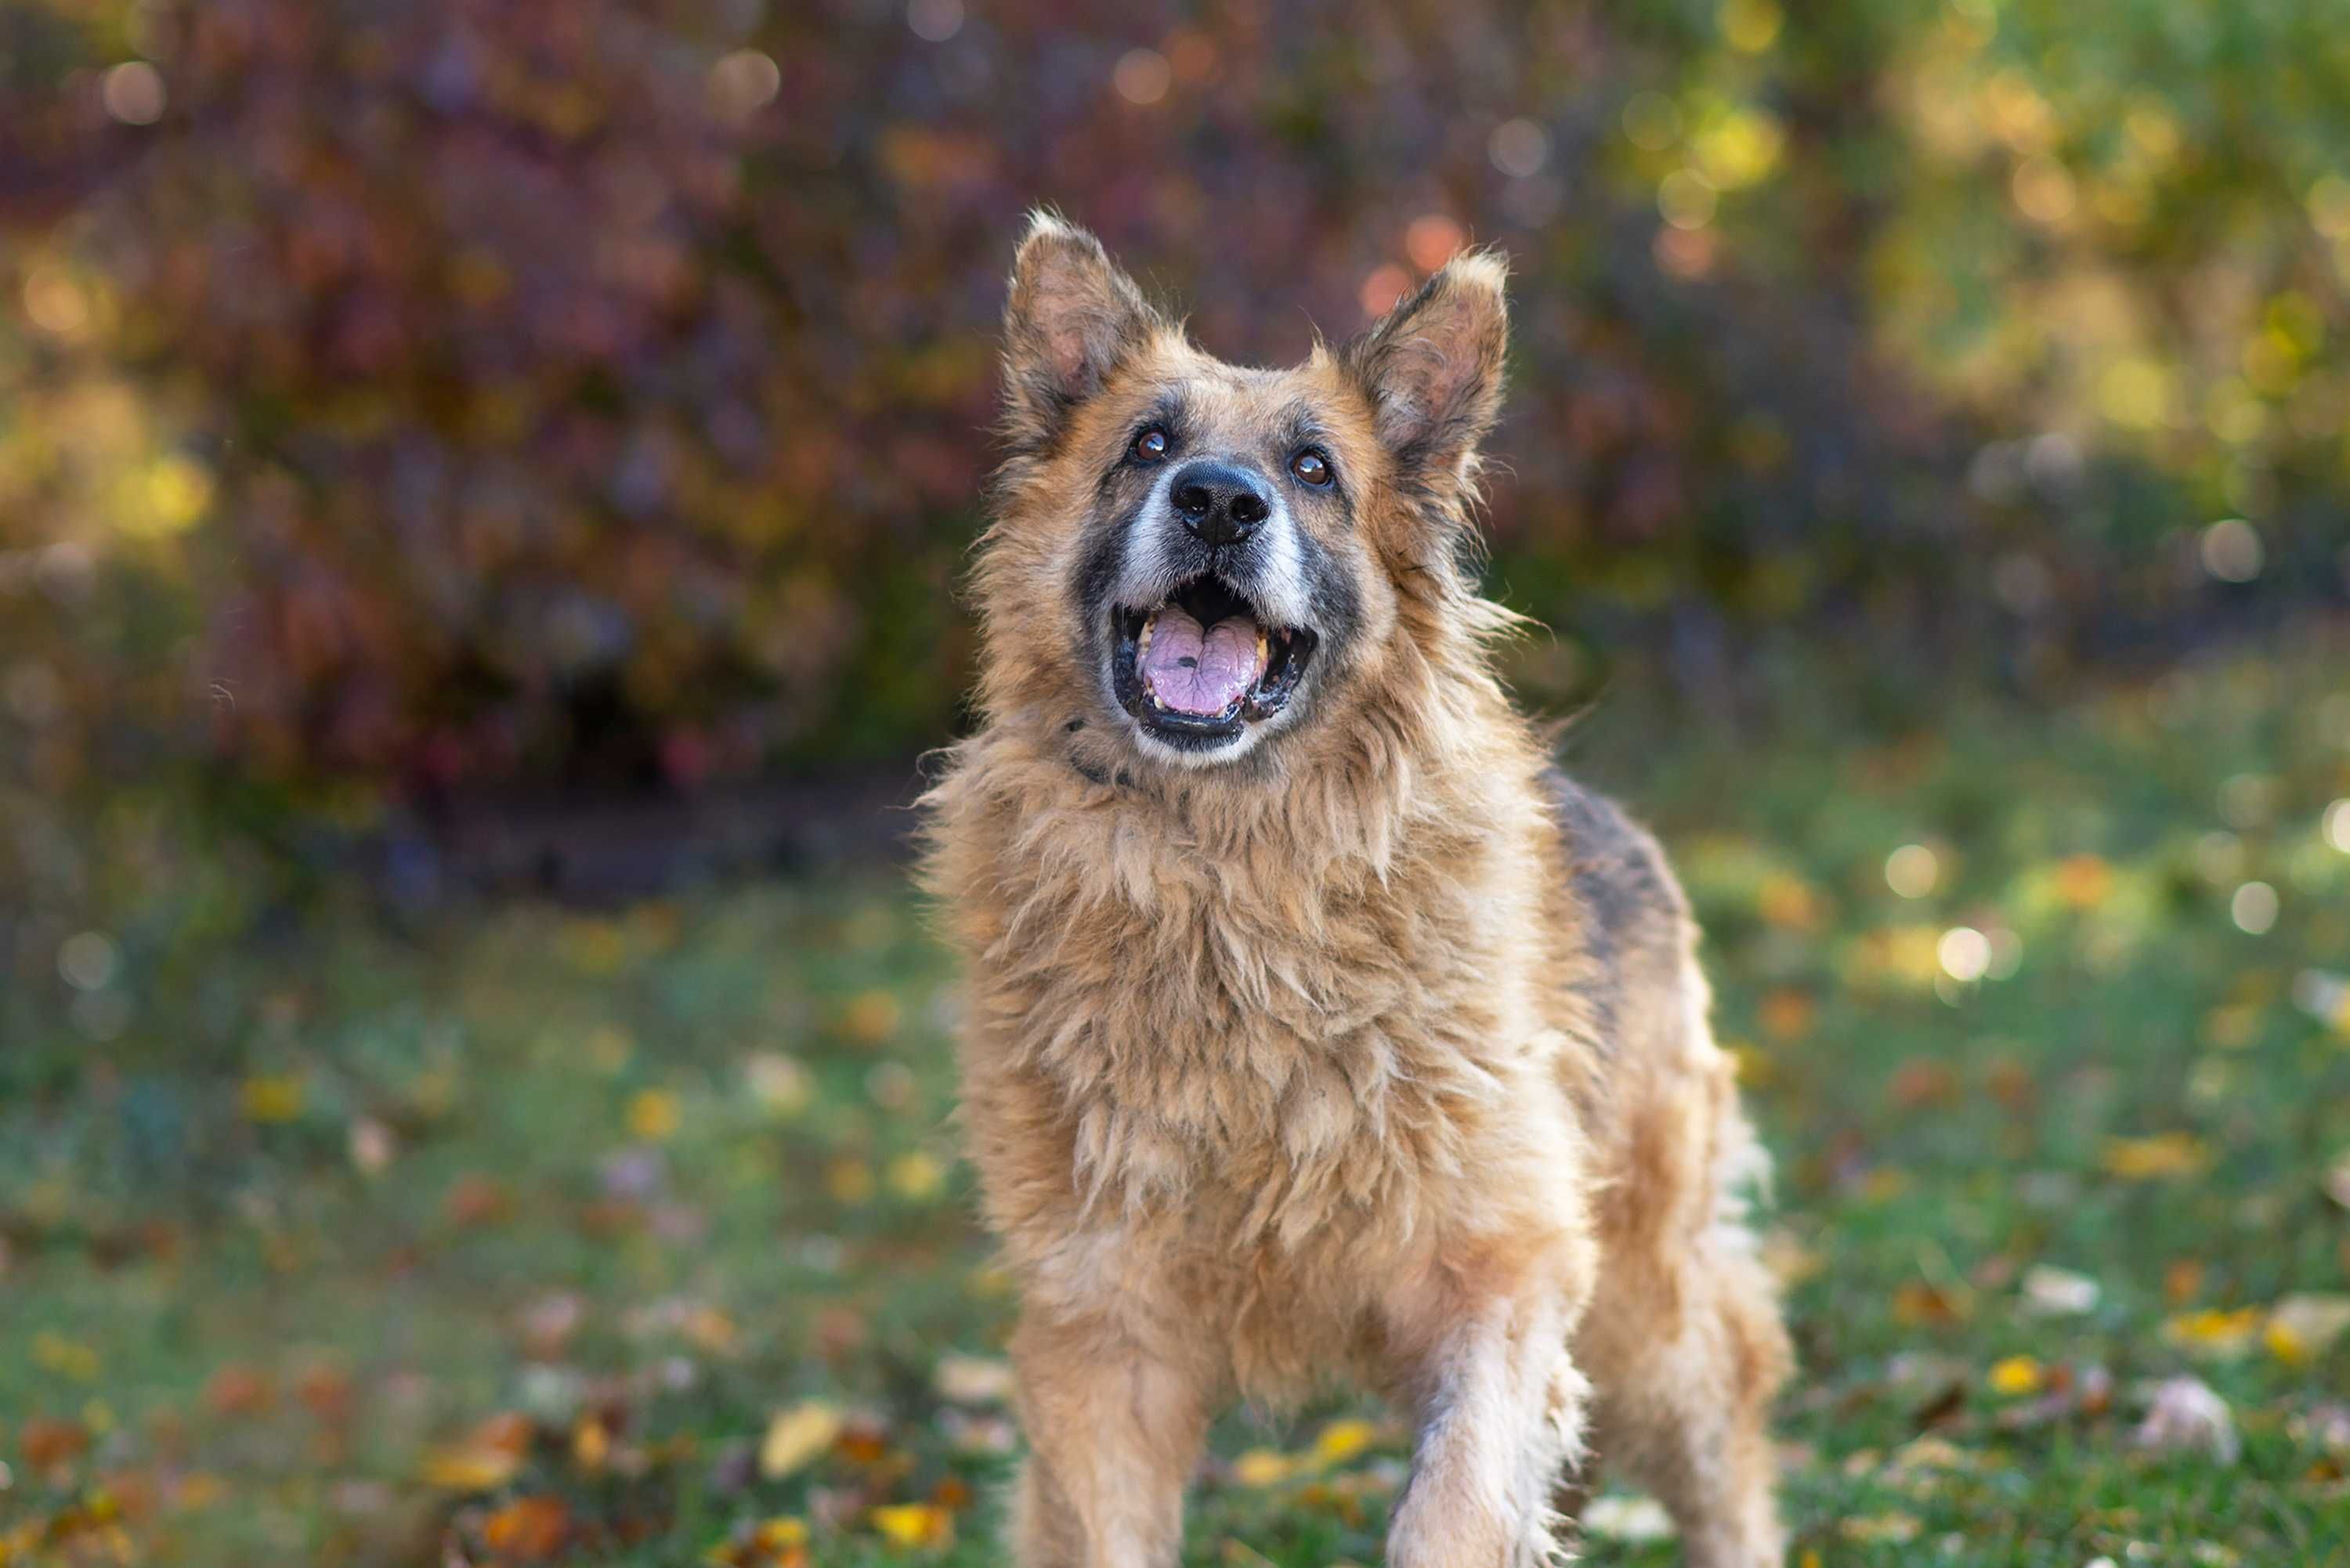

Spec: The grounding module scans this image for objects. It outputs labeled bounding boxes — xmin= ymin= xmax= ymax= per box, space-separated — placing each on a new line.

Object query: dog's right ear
xmin=1002 ymin=211 xmax=1160 ymax=450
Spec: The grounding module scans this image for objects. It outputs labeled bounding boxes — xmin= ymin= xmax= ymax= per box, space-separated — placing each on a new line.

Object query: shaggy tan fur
xmin=922 ymin=213 xmax=1791 ymax=1567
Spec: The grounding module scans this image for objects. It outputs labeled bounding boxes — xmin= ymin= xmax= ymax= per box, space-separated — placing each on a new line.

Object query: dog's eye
xmin=1132 ymin=427 xmax=1170 ymax=463
xmin=1289 ymin=449 xmax=1332 ymax=486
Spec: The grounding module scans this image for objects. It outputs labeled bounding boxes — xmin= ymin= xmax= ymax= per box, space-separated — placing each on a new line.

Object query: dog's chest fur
xmin=931 ymin=729 xmax=1601 ymax=1334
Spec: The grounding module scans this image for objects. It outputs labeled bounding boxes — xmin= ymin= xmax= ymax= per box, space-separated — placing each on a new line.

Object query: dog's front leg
xmin=1381 ymin=1248 xmax=1591 ymax=1568
xmin=1007 ymin=1306 xmax=1210 ymax=1568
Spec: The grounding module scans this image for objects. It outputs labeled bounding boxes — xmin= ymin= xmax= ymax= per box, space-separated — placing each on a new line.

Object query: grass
xmin=5 ymin=641 xmax=2350 ymax=1567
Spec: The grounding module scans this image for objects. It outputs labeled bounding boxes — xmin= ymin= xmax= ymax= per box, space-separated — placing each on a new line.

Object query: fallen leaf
xmin=1996 ymin=1363 xmax=2113 ymax=1431
xmin=1842 ymin=1512 xmax=1923 ymax=1543
xmin=2267 ymin=1295 xmax=2350 ymax=1364
xmin=886 ymin=1151 xmax=944 ymax=1201
xmin=745 ymin=1053 xmax=814 ymax=1117
xmin=1888 ymin=1059 xmax=1958 ymax=1110
xmin=932 ymin=1355 xmax=1014 ymax=1404
xmin=868 ymin=1502 xmax=953 ymax=1549
xmin=1311 ymin=1418 xmax=1379 ymax=1468
xmin=2055 ymin=853 xmax=2113 ymax=909
xmin=825 ymin=1159 xmax=876 ymax=1205
xmin=1230 ymin=1449 xmax=1293 ymax=1487
xmin=482 ymin=1494 xmax=571 ymax=1560
xmin=240 ymin=1074 xmax=306 ymax=1123
xmin=204 ymin=1364 xmax=276 ymax=1417
xmin=1887 ymin=1434 xmax=1980 ymax=1476
xmin=2133 ymin=1376 xmax=2240 ymax=1464
xmin=627 ymin=1088 xmax=682 ymax=1142
xmin=1892 ymin=1278 xmax=1969 ymax=1327
xmin=19 ymin=1417 xmax=90 ymax=1472
xmin=1582 ymin=1494 xmax=1676 ymax=1541
xmin=421 ymin=1412 xmax=534 ymax=1491
xmin=838 ymin=992 xmax=902 ymax=1044
xmin=2020 ymin=1264 xmax=2101 ymax=1317
xmin=1988 ymin=1355 xmax=2045 ymax=1396
xmin=758 ymin=1403 xmax=842 ymax=1480
xmin=708 ymin=1515 xmax=810 ymax=1568
xmin=2102 ymin=1133 xmax=2213 ymax=1180
xmin=443 ymin=1174 xmax=515 ymax=1227
xmin=1760 ymin=1230 xmax=1824 ymax=1287
xmin=2162 ymin=1306 xmax=2265 ymax=1360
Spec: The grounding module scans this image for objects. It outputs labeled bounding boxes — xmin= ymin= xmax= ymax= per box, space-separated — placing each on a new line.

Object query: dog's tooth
xmin=1256 ymin=628 xmax=1268 ymax=670
xmin=1137 ymin=613 xmax=1155 ymax=662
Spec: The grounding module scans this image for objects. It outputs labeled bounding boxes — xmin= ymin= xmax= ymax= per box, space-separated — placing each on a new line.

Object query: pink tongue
xmin=1139 ymin=605 xmax=1264 ymax=716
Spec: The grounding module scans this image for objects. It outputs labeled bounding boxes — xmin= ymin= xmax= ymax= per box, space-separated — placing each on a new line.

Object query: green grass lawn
xmin=5 ymin=642 xmax=2350 ymax=1566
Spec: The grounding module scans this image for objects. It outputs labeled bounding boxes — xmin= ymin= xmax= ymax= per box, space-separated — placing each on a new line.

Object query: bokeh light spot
xmin=707 ymin=49 xmax=780 ymax=122
xmin=1885 ymin=844 xmax=1940 ymax=898
xmin=2231 ymin=881 xmax=2278 ymax=935
xmin=2200 ymin=518 xmax=2263 ymax=583
xmin=59 ymin=931 xmax=121 ymax=992
xmin=1359 ymin=263 xmax=1411 ymax=318
xmin=102 ymin=61 xmax=166 ymax=125
xmin=2012 ymin=155 xmax=2076 ymax=225
xmin=1488 ymin=118 xmax=1551 ymax=179
xmin=1938 ymin=927 xmax=1991 ymax=982
xmin=1405 ymin=215 xmax=1466 ymax=273
xmin=2308 ymin=174 xmax=2350 ymax=240
xmin=1113 ymin=49 xmax=1171 ymax=106
xmin=2322 ymin=799 xmax=2350 ymax=854
xmin=22 ymin=268 xmax=89 ymax=338
xmin=1658 ymin=169 xmax=1717 ymax=229
xmin=906 ymin=0 xmax=964 ymax=43
xmin=1718 ymin=0 xmax=1783 ymax=52
xmin=1622 ymin=91 xmax=1682 ymax=151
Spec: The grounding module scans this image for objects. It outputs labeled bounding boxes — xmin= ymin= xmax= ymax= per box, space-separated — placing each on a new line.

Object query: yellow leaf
xmin=2101 ymin=1133 xmax=2212 ymax=1180
xmin=887 ymin=1151 xmax=945 ymax=1201
xmin=573 ymin=1415 xmax=610 ymax=1471
xmin=839 ymin=991 xmax=903 ymax=1044
xmin=1987 ymin=1355 xmax=2044 ymax=1396
xmin=1231 ymin=1448 xmax=1294 ymax=1487
xmin=627 ymin=1089 xmax=682 ymax=1142
xmin=758 ymin=1403 xmax=842 ymax=1479
xmin=241 ymin=1075 xmax=306 ymax=1124
xmin=869 ymin=1502 xmax=953 ymax=1549
xmin=826 ymin=1159 xmax=876 ymax=1205
xmin=31 ymin=1332 xmax=99 ymax=1382
xmin=421 ymin=1442 xmax=522 ymax=1491
xmin=1311 ymin=1418 xmax=1378 ymax=1468
xmin=2267 ymin=1294 xmax=2350 ymax=1364
xmin=2161 ymin=1306 xmax=2265 ymax=1360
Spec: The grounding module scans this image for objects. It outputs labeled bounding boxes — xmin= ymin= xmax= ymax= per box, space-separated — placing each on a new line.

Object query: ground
xmin=5 ymin=642 xmax=2350 ymax=1568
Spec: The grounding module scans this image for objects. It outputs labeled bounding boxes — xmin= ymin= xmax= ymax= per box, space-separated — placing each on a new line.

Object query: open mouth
xmin=1109 ymin=576 xmax=1318 ymax=747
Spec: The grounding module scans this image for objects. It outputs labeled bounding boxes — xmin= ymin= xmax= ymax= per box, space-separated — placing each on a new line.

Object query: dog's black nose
xmin=1168 ymin=461 xmax=1272 ymax=547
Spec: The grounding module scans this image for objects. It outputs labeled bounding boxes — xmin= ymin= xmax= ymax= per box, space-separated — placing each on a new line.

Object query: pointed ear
xmin=1343 ymin=249 xmax=1509 ymax=486
xmin=1001 ymin=211 xmax=1162 ymax=450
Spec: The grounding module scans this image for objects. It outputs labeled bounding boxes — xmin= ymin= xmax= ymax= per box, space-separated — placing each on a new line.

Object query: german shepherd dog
xmin=923 ymin=213 xmax=1790 ymax=1567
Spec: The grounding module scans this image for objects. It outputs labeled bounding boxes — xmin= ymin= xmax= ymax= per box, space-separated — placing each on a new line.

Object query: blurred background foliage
xmin=2 ymin=0 xmax=2346 ymax=925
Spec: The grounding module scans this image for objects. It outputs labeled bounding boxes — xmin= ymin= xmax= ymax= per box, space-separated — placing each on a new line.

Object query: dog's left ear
xmin=1001 ymin=211 xmax=1162 ymax=450
xmin=1343 ymin=250 xmax=1509 ymax=490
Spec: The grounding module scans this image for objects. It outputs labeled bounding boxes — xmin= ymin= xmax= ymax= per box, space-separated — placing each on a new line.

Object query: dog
xmin=921 ymin=212 xmax=1791 ymax=1568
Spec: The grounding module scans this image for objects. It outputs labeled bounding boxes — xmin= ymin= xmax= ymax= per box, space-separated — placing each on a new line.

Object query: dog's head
xmin=976 ymin=211 xmax=1509 ymax=775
